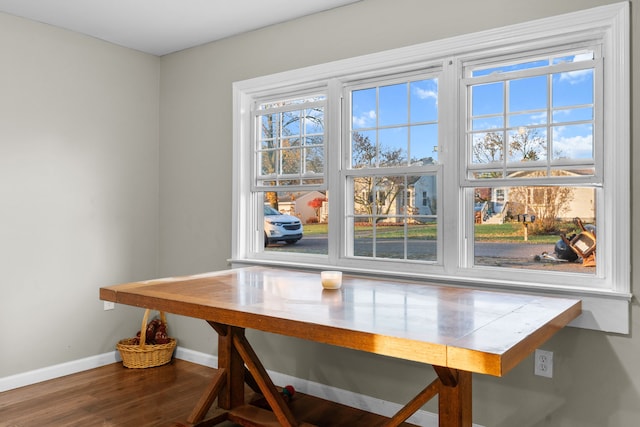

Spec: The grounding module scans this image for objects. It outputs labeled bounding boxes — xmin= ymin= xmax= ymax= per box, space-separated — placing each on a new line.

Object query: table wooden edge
xmin=100 ymin=277 xmax=582 ymax=378
xmin=447 ymin=299 xmax=582 ymax=376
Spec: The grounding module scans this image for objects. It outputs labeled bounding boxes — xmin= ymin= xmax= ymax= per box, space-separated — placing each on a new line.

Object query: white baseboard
xmin=0 ymin=351 xmax=122 ymax=393
xmin=1 ymin=347 xmax=484 ymax=427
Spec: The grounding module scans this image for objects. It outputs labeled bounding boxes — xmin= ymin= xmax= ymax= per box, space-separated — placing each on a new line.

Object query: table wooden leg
xmin=233 ymin=333 xmax=299 ymax=427
xmin=385 ymin=366 xmax=471 ymax=427
xmin=195 ymin=322 xmax=301 ymax=427
xmin=217 ymin=325 xmax=246 ymax=410
xmin=385 ymin=377 xmax=441 ymax=426
xmin=186 ymin=368 xmax=227 ymax=424
xmin=435 ymin=368 xmax=472 ymax=427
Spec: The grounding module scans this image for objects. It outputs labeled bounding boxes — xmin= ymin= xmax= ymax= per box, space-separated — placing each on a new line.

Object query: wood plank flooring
xmin=0 ymin=360 xmax=225 ymax=426
xmin=0 ymin=360 xmax=418 ymax=427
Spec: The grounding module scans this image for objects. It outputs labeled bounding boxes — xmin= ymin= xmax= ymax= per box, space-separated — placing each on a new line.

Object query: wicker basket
xmin=117 ymin=309 xmax=177 ymax=369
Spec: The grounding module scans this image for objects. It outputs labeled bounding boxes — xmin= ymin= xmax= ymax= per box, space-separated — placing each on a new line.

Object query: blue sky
xmin=351 ymin=79 xmax=439 ymax=163
xmin=350 ymin=55 xmax=595 ymax=164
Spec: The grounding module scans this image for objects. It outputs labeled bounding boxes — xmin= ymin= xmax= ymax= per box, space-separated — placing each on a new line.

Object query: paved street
xmin=267 ymin=236 xmax=592 ymax=273
xmin=268 ymin=236 xmax=554 ymax=258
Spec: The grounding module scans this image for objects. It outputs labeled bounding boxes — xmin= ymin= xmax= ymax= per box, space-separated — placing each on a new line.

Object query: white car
xmin=264 ymin=205 xmax=303 ymax=246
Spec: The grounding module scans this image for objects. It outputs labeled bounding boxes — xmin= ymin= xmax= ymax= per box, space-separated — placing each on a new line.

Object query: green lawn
xmin=304 ymin=222 xmax=562 ymax=243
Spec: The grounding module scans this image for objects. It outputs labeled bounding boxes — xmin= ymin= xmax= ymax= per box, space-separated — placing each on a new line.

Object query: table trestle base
xmin=182 ymin=321 xmax=470 ymax=427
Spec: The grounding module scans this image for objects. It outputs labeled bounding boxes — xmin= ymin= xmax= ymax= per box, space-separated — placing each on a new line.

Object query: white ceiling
xmin=0 ymin=0 xmax=361 ymax=56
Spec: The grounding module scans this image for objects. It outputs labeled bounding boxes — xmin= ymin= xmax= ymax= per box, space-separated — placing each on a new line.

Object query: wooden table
xmin=100 ymin=266 xmax=581 ymax=427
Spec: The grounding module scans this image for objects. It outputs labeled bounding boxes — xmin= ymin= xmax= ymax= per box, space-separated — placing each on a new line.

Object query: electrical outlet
xmin=103 ymin=301 xmax=115 ymax=311
xmin=534 ymin=349 xmax=553 ymax=378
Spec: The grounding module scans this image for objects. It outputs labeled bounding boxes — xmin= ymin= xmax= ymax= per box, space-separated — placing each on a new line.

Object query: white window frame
xmin=232 ymin=3 xmax=630 ymax=333
xmin=252 ymin=91 xmax=327 ymax=192
xmin=342 ymin=70 xmax=443 ymax=265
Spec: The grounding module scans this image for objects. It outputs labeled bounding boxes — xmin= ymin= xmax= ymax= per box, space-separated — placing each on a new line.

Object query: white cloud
xmin=414 ymin=87 xmax=437 ymax=100
xmin=352 ymin=110 xmax=376 ymax=128
xmin=553 ymin=134 xmax=593 ymax=159
xmin=558 ymin=69 xmax=592 ymax=85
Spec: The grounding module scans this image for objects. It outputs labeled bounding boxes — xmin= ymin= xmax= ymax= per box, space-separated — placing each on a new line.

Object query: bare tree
xmin=472 ymin=131 xmax=504 ymax=164
xmin=473 ymin=128 xmax=573 ymax=232
xmin=508 ymin=180 xmax=574 ymax=233
xmin=261 ymin=107 xmax=324 ymax=207
xmin=509 ymin=127 xmax=546 ymax=162
xmin=351 ymin=132 xmax=406 ymax=222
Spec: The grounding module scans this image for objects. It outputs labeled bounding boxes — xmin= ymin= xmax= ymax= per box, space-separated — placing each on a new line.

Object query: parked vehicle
xmin=264 ymin=205 xmax=303 ymax=246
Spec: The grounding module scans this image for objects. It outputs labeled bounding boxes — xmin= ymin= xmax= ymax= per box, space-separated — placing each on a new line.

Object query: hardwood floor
xmin=0 ymin=360 xmax=227 ymax=426
xmin=0 ymin=360 xmax=418 ymax=427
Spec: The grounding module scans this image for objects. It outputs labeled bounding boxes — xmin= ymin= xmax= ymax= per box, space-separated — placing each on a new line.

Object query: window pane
xmin=281 ymin=147 xmax=301 ymax=175
xmin=304 ymin=108 xmax=324 ymax=134
xmin=552 ymin=107 xmax=593 ymax=123
xmin=410 ymin=79 xmax=438 ymax=123
xmin=552 ymin=123 xmax=593 ymax=161
xmin=471 ymin=131 xmax=504 ymax=164
xmin=472 ymin=59 xmax=550 ymax=77
xmin=352 ymin=130 xmax=377 ymax=168
xmin=304 ymin=135 xmax=323 ymax=147
xmin=264 ymin=191 xmax=328 ymax=255
xmin=472 ymin=82 xmax=504 ymax=116
xmin=379 ymin=83 xmax=408 ymax=126
xmin=258 ymin=95 xmax=325 ymax=110
xmin=467 ymin=57 xmax=596 ymax=181
xmin=509 ymin=76 xmax=547 ymax=112
xmin=305 ymin=146 xmax=324 ymax=174
xmin=472 ymin=170 xmax=504 ymax=180
xmin=550 ymin=167 xmax=595 ymax=177
xmin=505 ymin=168 xmax=548 ymax=179
xmin=261 ymin=114 xmax=279 ymax=139
xmin=256 ymin=98 xmax=325 ymax=188
xmin=352 ymin=216 xmax=373 ymax=257
xmin=260 ymin=150 xmax=277 ymax=175
xmin=375 ymin=218 xmax=405 ymax=260
xmin=283 ymin=111 xmax=301 ymax=136
xmin=410 ymin=124 xmax=438 ymax=164
xmin=508 ymin=128 xmax=547 ymax=163
xmin=302 ymin=178 xmax=324 ymax=186
xmin=473 ymin=186 xmax=596 ymax=274
xmin=350 ymin=174 xmax=438 ymax=261
xmin=351 ymin=76 xmax=438 ymax=170
xmin=472 ymin=116 xmax=503 ymax=131
xmin=509 ymin=112 xmax=547 ymax=128
xmin=351 ymin=127 xmax=414 ymax=169
xmin=379 ymin=127 xmax=408 ymax=166
xmin=552 ymin=69 xmax=593 ymax=108
xmin=552 ymin=51 xmax=594 ymax=65
xmin=352 ymin=88 xmax=377 ymax=130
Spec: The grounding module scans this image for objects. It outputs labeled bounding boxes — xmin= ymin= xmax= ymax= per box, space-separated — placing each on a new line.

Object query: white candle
xmin=321 ymin=271 xmax=342 ymax=289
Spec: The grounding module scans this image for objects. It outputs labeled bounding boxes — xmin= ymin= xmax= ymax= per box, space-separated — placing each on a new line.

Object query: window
xmin=464 ymin=49 xmax=598 ymax=181
xmin=254 ymin=94 xmax=326 ymax=190
xmin=345 ymin=74 xmax=440 ymax=263
xmin=232 ymin=3 xmax=630 ymax=333
xmin=461 ymin=48 xmax=602 ymax=277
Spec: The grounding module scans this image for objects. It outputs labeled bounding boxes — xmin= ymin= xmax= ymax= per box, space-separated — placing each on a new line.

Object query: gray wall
xmin=1 ymin=0 xmax=638 ymax=426
xmin=159 ymin=1 xmax=639 ymax=426
xmin=0 ymin=14 xmax=160 ymax=376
